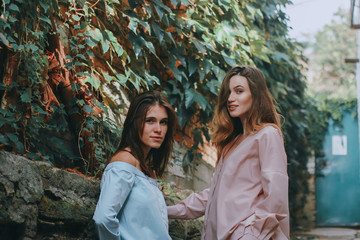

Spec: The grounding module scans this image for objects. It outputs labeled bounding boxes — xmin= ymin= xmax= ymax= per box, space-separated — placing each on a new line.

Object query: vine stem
xmin=71 ymin=0 xmax=100 ymax=12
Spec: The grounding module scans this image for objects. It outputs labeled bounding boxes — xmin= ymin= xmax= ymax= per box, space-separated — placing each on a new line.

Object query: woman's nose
xmin=154 ymin=123 xmax=162 ymax=132
xmin=228 ymin=92 xmax=234 ymax=102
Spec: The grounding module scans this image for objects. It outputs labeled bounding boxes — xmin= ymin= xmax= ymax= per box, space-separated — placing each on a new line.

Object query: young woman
xmin=167 ymin=66 xmax=289 ymax=240
xmin=93 ymin=90 xmax=178 ymax=240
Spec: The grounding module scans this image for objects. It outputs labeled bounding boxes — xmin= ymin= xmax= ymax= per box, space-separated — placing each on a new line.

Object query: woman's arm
xmin=167 ymin=188 xmax=209 ymax=219
xmin=93 ymin=167 xmax=135 ymax=240
xmin=244 ymin=127 xmax=289 ymax=240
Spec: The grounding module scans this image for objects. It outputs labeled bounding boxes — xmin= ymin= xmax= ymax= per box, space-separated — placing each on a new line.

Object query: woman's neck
xmin=241 ymin=118 xmax=248 ymax=135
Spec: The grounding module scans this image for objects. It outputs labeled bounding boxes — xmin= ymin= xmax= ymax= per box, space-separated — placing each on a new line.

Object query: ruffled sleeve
xmin=167 ymin=188 xmax=209 ymax=219
xmin=93 ymin=164 xmax=135 ymax=240
xmin=245 ymin=127 xmax=289 ymax=240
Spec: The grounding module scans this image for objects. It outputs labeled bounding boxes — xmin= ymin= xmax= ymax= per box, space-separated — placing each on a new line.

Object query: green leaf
xmin=144 ymin=70 xmax=160 ymax=85
xmin=74 ymin=61 xmax=85 ymax=66
xmin=76 ymin=53 xmax=87 ymax=61
xmin=144 ymin=40 xmax=156 ymax=55
xmin=0 ymin=33 xmax=9 ymax=46
xmin=206 ymin=80 xmax=219 ymax=95
xmin=21 ymin=89 xmax=32 ymax=103
xmin=8 ymin=16 xmax=18 ymax=23
xmin=112 ymin=42 xmax=124 ymax=57
xmin=154 ymin=5 xmax=164 ymax=19
xmin=128 ymin=70 xmax=142 ymax=91
xmin=6 ymin=133 xmax=24 ymax=153
xmin=152 ymin=0 xmax=172 ymax=14
xmin=26 ymin=44 xmax=39 ymax=52
xmin=39 ymin=1 xmax=49 ymax=11
xmin=72 ymin=14 xmax=81 ymax=21
xmin=185 ymin=89 xmax=209 ymax=110
xmin=191 ymin=38 xmax=205 ymax=52
xmin=105 ymin=30 xmax=118 ymax=43
xmin=188 ymin=58 xmax=198 ymax=76
xmin=39 ymin=16 xmax=52 ymax=25
xmin=203 ymin=59 xmax=211 ymax=74
xmin=221 ymin=51 xmax=236 ymax=66
xmin=102 ymin=72 xmax=113 ymax=82
xmin=245 ymin=4 xmax=257 ymax=18
xmin=0 ymin=134 xmax=9 ymax=145
xmin=9 ymin=3 xmax=20 ymax=12
xmin=86 ymin=50 xmax=95 ymax=57
xmin=101 ymin=39 xmax=110 ymax=55
xmin=25 ymin=152 xmax=41 ymax=160
xmin=164 ymin=31 xmax=175 ymax=45
xmin=128 ymin=18 xmax=138 ymax=34
xmin=128 ymin=34 xmax=143 ymax=57
xmin=85 ymin=38 xmax=97 ymax=47
xmin=77 ymin=99 xmax=85 ymax=106
xmin=170 ymin=0 xmax=179 ymax=6
xmin=83 ymin=73 xmax=101 ymax=90
xmin=218 ymin=0 xmax=231 ymax=9
xmin=151 ymin=22 xmax=164 ymax=43
xmin=90 ymin=28 xmax=103 ymax=42
xmin=82 ymin=105 xmax=94 ymax=113
xmin=128 ymin=0 xmax=140 ymax=8
xmin=80 ymin=21 xmax=88 ymax=30
xmin=138 ymin=20 xmax=150 ymax=33
xmin=65 ymin=62 xmax=74 ymax=70
xmin=115 ymin=73 xmax=128 ymax=86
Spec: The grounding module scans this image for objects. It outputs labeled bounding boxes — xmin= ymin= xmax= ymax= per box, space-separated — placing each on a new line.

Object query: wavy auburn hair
xmin=212 ymin=65 xmax=281 ymax=162
xmin=115 ymin=90 xmax=178 ymax=178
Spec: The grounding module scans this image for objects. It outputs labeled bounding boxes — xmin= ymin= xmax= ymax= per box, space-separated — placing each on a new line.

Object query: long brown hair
xmin=116 ymin=90 xmax=178 ymax=178
xmin=212 ymin=65 xmax=281 ymax=162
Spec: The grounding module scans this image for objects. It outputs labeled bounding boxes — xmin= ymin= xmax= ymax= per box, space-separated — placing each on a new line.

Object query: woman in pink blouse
xmin=167 ymin=65 xmax=289 ymax=240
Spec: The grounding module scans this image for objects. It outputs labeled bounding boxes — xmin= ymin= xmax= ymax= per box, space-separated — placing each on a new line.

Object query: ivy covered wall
xmin=0 ymin=0 xmax=325 ymax=227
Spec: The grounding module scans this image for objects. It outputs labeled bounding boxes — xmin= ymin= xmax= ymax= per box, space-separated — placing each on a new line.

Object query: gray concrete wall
xmin=164 ymin=142 xmax=215 ymax=192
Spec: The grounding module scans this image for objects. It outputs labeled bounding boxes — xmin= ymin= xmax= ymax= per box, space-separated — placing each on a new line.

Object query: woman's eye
xmin=236 ymin=89 xmax=242 ymax=94
xmin=160 ymin=120 xmax=168 ymax=125
xmin=145 ymin=119 xmax=154 ymax=123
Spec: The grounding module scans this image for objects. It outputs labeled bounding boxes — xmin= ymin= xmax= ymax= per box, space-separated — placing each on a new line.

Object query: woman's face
xmin=140 ymin=105 xmax=168 ymax=154
xmin=227 ymin=75 xmax=253 ymax=122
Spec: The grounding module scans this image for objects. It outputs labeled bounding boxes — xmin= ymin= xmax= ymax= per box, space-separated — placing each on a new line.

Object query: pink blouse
xmin=167 ymin=126 xmax=289 ymax=240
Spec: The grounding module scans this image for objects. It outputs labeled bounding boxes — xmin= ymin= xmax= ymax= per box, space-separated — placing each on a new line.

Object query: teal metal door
xmin=316 ymin=112 xmax=360 ymax=226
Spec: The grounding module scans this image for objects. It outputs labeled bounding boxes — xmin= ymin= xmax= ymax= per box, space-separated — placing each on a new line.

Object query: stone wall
xmin=0 ymin=151 xmax=99 ymax=239
xmin=0 ymin=151 xmax=202 ymax=239
xmin=164 ymin=142 xmax=215 ymax=193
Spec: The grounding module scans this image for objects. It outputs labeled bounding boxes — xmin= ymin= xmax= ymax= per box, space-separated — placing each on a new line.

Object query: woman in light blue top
xmin=93 ymin=90 xmax=178 ymax=240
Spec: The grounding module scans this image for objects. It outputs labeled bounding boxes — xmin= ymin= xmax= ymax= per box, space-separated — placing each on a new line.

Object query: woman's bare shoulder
xmin=109 ymin=151 xmax=139 ymax=168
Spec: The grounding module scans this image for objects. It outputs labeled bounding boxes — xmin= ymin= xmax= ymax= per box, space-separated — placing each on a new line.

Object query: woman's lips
xmin=228 ymin=105 xmax=237 ymax=111
xmin=151 ymin=136 xmax=162 ymax=141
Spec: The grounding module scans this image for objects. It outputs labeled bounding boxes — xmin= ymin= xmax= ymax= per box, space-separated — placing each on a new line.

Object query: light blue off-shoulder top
xmin=93 ymin=161 xmax=171 ymax=240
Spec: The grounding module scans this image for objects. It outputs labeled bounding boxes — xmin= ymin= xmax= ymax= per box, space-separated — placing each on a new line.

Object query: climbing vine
xmin=0 ymin=0 xmax=324 ymax=227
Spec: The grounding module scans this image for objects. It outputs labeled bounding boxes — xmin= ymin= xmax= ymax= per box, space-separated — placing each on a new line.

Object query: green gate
xmin=316 ymin=112 xmax=360 ymax=226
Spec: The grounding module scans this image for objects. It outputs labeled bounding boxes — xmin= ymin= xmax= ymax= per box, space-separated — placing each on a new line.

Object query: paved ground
xmin=291 ymin=227 xmax=360 ymax=240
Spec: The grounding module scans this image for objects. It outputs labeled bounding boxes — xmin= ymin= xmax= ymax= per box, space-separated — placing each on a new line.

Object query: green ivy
xmin=0 ymin=0 xmax=324 ymax=227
